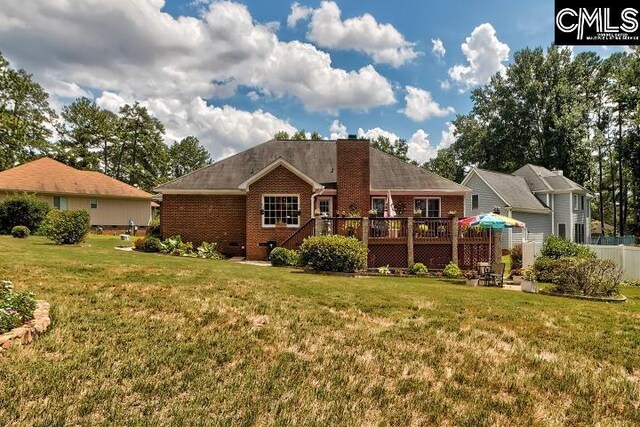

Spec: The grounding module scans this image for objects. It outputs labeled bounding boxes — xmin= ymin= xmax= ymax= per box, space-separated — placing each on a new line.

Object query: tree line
xmin=0 ymin=52 xmax=211 ymax=191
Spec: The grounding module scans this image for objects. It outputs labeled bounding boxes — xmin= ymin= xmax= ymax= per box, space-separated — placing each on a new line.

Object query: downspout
xmin=311 ymin=187 xmax=325 ymax=218
xmin=550 ymin=194 xmax=554 ymax=237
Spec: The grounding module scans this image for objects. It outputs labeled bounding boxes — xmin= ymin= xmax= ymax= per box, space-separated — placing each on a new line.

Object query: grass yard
xmin=1 ymin=236 xmax=639 ymax=426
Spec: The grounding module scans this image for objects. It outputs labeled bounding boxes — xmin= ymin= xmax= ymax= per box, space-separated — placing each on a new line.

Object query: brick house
xmin=156 ymin=138 xmax=476 ymax=264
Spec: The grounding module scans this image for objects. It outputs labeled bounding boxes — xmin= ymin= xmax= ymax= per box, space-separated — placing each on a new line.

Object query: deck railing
xmin=459 ymin=226 xmax=491 ymax=242
xmin=321 ymin=217 xmax=364 ymax=240
xmin=280 ymin=218 xmax=316 ymax=250
xmin=369 ymin=218 xmax=408 ymax=239
xmin=413 ymin=218 xmax=451 ymax=241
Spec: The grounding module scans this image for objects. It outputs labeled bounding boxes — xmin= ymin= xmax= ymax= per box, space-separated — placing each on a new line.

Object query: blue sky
xmin=0 ymin=0 xmax=618 ymax=162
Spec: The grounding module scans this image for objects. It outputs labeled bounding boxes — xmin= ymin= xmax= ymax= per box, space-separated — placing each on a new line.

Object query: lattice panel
xmin=414 ymin=244 xmax=452 ymax=269
xmin=368 ymin=244 xmax=408 ymax=268
xmin=458 ymin=243 xmax=490 ymax=270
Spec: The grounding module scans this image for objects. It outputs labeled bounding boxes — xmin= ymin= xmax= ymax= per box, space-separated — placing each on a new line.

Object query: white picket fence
xmin=522 ymin=241 xmax=640 ymax=280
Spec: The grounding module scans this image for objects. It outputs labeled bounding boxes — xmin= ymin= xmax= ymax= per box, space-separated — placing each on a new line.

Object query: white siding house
xmin=462 ymin=165 xmax=591 ymax=248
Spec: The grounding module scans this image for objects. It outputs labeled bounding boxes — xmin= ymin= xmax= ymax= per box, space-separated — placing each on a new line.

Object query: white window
xmin=471 ymin=194 xmax=479 ymax=210
xmin=558 ymin=223 xmax=567 ymax=239
xmin=415 ymin=198 xmax=441 ymax=218
xmin=318 ymin=197 xmax=332 ymax=216
xmin=371 ymin=197 xmax=386 ymax=215
xmin=573 ymin=194 xmax=585 ymax=211
xmin=53 ymin=196 xmax=68 ymax=210
xmin=262 ymin=195 xmax=299 ymax=227
xmin=90 ymin=199 xmax=98 ymax=209
xmin=574 ymin=223 xmax=585 ymax=244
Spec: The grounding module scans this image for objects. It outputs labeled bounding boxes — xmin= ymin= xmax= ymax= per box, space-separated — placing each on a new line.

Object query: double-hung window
xmin=414 ymin=198 xmax=441 ymax=218
xmin=262 ymin=195 xmax=299 ymax=227
xmin=471 ymin=194 xmax=479 ymax=210
xmin=53 ymin=196 xmax=68 ymax=210
xmin=371 ymin=197 xmax=386 ymax=215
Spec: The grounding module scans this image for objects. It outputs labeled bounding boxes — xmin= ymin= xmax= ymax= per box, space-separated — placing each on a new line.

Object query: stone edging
xmin=538 ymin=290 xmax=627 ymax=303
xmin=0 ymin=301 xmax=51 ymax=354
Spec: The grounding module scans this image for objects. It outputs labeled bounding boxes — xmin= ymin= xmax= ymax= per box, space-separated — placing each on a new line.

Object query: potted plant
xmin=520 ymin=267 xmax=537 ymax=293
xmin=368 ymin=209 xmax=378 ymax=218
xmin=314 ymin=208 xmax=322 ymax=217
xmin=413 ymin=209 xmax=423 ymax=218
xmin=463 ymin=270 xmax=479 ymax=286
xmin=511 ymin=268 xmax=524 ymax=285
xmin=447 ymin=210 xmax=458 ymax=218
xmin=388 ymin=219 xmax=401 ymax=238
xmin=415 ymin=223 xmax=429 ymax=237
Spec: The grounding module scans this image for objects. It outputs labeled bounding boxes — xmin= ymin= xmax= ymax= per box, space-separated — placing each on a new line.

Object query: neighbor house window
xmin=53 ymin=196 xmax=68 ymax=210
xmin=573 ymin=194 xmax=585 ymax=211
xmin=558 ymin=223 xmax=566 ymax=239
xmin=262 ymin=195 xmax=299 ymax=227
xmin=90 ymin=199 xmax=98 ymax=209
xmin=471 ymin=194 xmax=479 ymax=210
xmin=415 ymin=198 xmax=441 ymax=218
xmin=371 ymin=197 xmax=386 ymax=215
xmin=574 ymin=223 xmax=585 ymax=244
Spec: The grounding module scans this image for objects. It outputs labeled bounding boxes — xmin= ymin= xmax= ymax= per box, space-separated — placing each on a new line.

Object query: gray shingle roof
xmin=156 ymin=139 xmax=467 ymax=192
xmin=513 ymin=164 xmax=588 ymax=192
xmin=473 ymin=168 xmax=549 ymax=211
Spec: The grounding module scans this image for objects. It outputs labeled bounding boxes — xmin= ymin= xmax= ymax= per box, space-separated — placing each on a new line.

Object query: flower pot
xmin=512 ymin=275 xmax=524 ymax=285
xmin=521 ymin=280 xmax=537 ymax=293
xmin=465 ymin=278 xmax=479 ymax=286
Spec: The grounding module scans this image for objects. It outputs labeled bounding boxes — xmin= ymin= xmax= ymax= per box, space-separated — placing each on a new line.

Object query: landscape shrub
xmin=11 ymin=225 xmax=30 ymax=238
xmin=0 ymin=194 xmax=50 ymax=234
xmin=442 ymin=262 xmax=462 ymax=278
xmin=143 ymin=236 xmax=164 ymax=253
xmin=551 ymin=257 xmax=623 ymax=296
xmin=161 ymin=235 xmax=194 ymax=256
xmin=40 ymin=209 xmax=91 ymax=244
xmin=510 ymin=243 xmax=522 ymax=270
xmin=540 ymin=235 xmax=595 ymax=259
xmin=196 ymin=242 xmax=225 ymax=260
xmin=269 ymin=247 xmax=299 ymax=267
xmin=299 ymin=235 xmax=367 ymax=273
xmin=146 ymin=216 xmax=161 ymax=238
xmin=133 ymin=237 xmax=146 ymax=251
xmin=409 ymin=262 xmax=428 ymax=275
xmin=532 ymin=257 xmax=562 ymax=282
xmin=0 ymin=281 xmax=37 ymax=334
xmin=377 ymin=265 xmax=391 ymax=275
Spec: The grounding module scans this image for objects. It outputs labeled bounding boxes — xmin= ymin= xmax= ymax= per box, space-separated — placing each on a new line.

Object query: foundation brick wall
xmin=246 ymin=166 xmax=314 ymax=260
xmin=336 ymin=139 xmax=370 ymax=215
xmin=161 ymin=194 xmax=246 ymax=256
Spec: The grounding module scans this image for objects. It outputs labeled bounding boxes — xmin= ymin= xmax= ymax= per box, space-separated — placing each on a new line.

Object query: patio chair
xmin=489 ymin=262 xmax=505 ymax=287
xmin=477 ymin=262 xmax=491 ymax=286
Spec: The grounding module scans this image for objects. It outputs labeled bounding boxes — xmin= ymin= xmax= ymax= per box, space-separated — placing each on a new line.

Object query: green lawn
xmin=1 ymin=236 xmax=639 ymax=426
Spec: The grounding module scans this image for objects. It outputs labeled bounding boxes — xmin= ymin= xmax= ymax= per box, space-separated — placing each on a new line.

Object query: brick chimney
xmin=336 ymin=138 xmax=370 ymax=215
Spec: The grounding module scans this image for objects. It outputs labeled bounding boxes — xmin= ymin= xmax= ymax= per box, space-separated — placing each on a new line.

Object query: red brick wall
xmin=336 ymin=139 xmax=370 ymax=215
xmin=161 ymin=194 xmax=246 ymax=256
xmin=246 ymin=166 xmax=314 ymax=260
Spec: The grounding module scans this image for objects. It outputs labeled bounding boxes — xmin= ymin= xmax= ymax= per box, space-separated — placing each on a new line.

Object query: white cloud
xmin=439 ymin=121 xmax=458 ymax=149
xmin=448 ymin=23 xmax=509 ymax=91
xmin=287 ymin=2 xmax=313 ymax=28
xmin=431 ymin=38 xmax=446 ymax=59
xmin=0 ymin=0 xmax=397 ymax=158
xmin=357 ymin=127 xmax=401 ymax=142
xmin=402 ymin=86 xmax=454 ymax=122
xmin=306 ymin=1 xmax=418 ymax=67
xmin=329 ymin=120 xmax=347 ymax=139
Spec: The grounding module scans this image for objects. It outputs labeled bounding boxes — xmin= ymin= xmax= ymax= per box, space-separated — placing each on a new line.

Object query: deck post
xmin=493 ymin=230 xmax=502 ymax=264
xmin=451 ymin=216 xmax=459 ymax=265
xmin=362 ymin=217 xmax=369 ymax=246
xmin=314 ymin=215 xmax=322 ymax=236
xmin=407 ymin=218 xmax=414 ymax=267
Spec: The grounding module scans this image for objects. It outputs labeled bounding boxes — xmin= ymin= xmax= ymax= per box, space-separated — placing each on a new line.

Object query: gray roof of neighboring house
xmin=156 ymin=139 xmax=468 ymax=192
xmin=472 ymin=168 xmax=549 ymax=211
xmin=513 ymin=164 xmax=588 ymax=192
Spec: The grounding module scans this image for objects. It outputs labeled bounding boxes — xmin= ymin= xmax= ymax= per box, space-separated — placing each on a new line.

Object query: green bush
xmin=146 ymin=216 xmax=161 ymax=238
xmin=510 ymin=243 xmax=522 ymax=270
xmin=161 ymin=235 xmax=194 ymax=256
xmin=409 ymin=262 xmax=428 ymax=275
xmin=40 ymin=209 xmax=91 ymax=244
xmin=299 ymin=235 xmax=367 ymax=273
xmin=143 ymin=237 xmax=163 ymax=253
xmin=551 ymin=257 xmax=623 ymax=296
xmin=11 ymin=225 xmax=30 ymax=238
xmin=532 ymin=257 xmax=562 ymax=282
xmin=0 ymin=280 xmax=37 ymax=334
xmin=269 ymin=247 xmax=299 ymax=267
xmin=0 ymin=194 xmax=51 ymax=234
xmin=197 ymin=242 xmax=225 ymax=260
xmin=540 ymin=235 xmax=595 ymax=259
xmin=442 ymin=261 xmax=462 ymax=278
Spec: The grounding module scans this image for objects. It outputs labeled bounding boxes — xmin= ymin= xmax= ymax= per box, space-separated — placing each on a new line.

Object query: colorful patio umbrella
xmin=458 ymin=213 xmax=526 ymax=263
